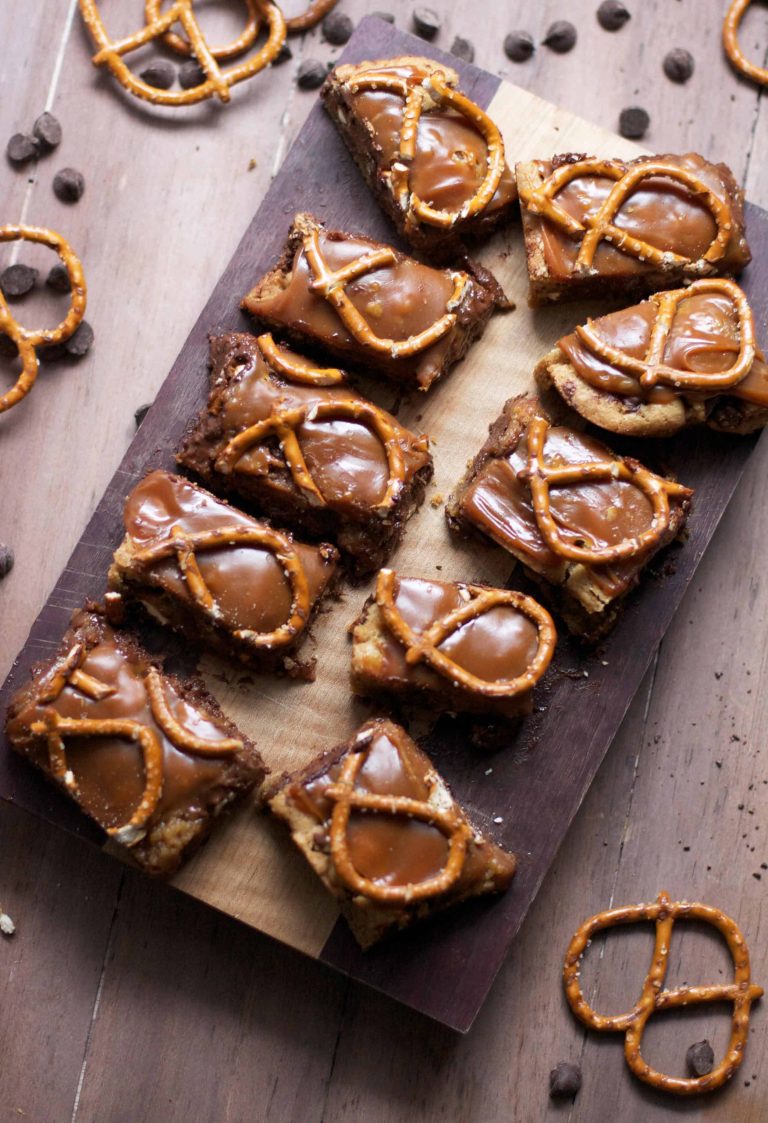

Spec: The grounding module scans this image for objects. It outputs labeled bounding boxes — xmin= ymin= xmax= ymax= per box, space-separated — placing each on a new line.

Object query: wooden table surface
xmin=2 ymin=2 xmax=768 ymax=1119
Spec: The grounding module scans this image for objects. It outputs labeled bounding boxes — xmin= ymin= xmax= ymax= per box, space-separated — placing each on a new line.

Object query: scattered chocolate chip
xmin=450 ymin=36 xmax=475 ymax=63
xmin=619 ymin=105 xmax=650 ymax=139
xmin=549 ymin=1062 xmax=582 ymax=1098
xmin=0 ymin=334 xmax=18 ymax=358
xmin=663 ymin=47 xmax=694 ymax=83
xmin=372 ymin=10 xmax=395 ymax=22
xmin=543 ymin=20 xmax=577 ymax=53
xmin=139 ymin=59 xmax=176 ymax=90
xmin=64 ymin=320 xmax=94 ymax=358
xmin=296 ymin=60 xmax=328 ymax=90
xmin=322 ymin=10 xmax=354 ymax=45
xmin=0 ymin=544 xmax=14 ymax=579
xmin=134 ymin=402 xmax=152 ymax=427
xmin=273 ymin=42 xmax=293 ymax=65
xmin=412 ymin=7 xmax=440 ymax=39
xmin=53 ymin=167 xmax=85 ymax=203
xmin=38 ymin=342 xmax=68 ymax=364
xmin=0 ymin=264 xmax=38 ymax=299
xmin=597 ymin=1 xmax=630 ymax=31
xmin=178 ymin=59 xmax=206 ymax=89
xmin=686 ymin=1039 xmax=715 ymax=1077
xmin=504 ymin=31 xmax=535 ymax=62
xmin=6 ymin=133 xmax=39 ymax=166
xmin=33 ymin=111 xmax=62 ymax=150
xmin=46 ymin=263 xmax=72 ymax=293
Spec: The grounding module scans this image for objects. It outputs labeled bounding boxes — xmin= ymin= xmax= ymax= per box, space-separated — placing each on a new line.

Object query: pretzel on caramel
xmin=564 ymin=891 xmax=763 ymax=1095
xmin=324 ymin=729 xmax=472 ymax=903
xmin=724 ymin=0 xmax=768 ymax=86
xmin=0 ymin=224 xmax=87 ymax=415
xmin=575 ymin=278 xmax=757 ymax=394
xmin=302 ymin=228 xmax=468 ymax=358
xmin=517 ymin=417 xmax=692 ymax=565
xmin=257 ymin=332 xmax=346 ymax=386
xmin=520 ymin=158 xmax=733 ymax=275
xmin=375 ymin=569 xmax=556 ymax=697
xmin=131 ymin=524 xmax=312 ymax=648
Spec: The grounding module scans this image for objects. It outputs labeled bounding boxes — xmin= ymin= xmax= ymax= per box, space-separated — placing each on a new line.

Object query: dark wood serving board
xmin=2 ymin=16 xmax=767 ymax=1033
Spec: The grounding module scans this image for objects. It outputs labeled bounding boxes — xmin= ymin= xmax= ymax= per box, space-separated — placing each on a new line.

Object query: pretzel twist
xmin=375 ymin=569 xmax=556 ymax=697
xmin=724 ymin=0 xmax=768 ymax=86
xmin=517 ymin=417 xmax=692 ymax=565
xmin=325 ymin=737 xmax=472 ymax=903
xmin=520 ymin=158 xmax=733 ymax=275
xmin=0 ymin=225 xmax=87 ymax=415
xmin=131 ymin=524 xmax=312 ymax=648
xmin=303 ymin=228 xmax=467 ymax=358
xmin=257 ymin=332 xmax=345 ymax=386
xmin=146 ymin=0 xmax=262 ymax=60
xmin=575 ymin=278 xmax=757 ymax=393
xmin=564 ymin=891 xmax=764 ymax=1095
xmin=78 ymin=0 xmax=286 ymax=107
xmin=283 ymin=0 xmax=338 ymax=32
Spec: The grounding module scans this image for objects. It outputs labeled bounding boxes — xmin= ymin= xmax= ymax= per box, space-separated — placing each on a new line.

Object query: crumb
xmin=430 ymin=493 xmax=444 ymax=508
xmin=247 ymin=158 xmax=257 ymax=171
xmin=0 ymin=911 xmax=16 ymax=937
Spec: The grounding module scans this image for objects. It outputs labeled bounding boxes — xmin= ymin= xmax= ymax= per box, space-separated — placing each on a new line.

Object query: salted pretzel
xmin=146 ymin=0 xmax=262 ymax=61
xmin=520 ymin=158 xmax=733 ymax=274
xmin=0 ymin=225 xmax=86 ymax=415
xmin=257 ymin=332 xmax=345 ymax=386
xmin=78 ymin=0 xmax=286 ymax=107
xmin=575 ymin=278 xmax=757 ymax=393
xmin=517 ymin=417 xmax=692 ymax=565
xmin=131 ymin=524 xmax=312 ymax=648
xmin=324 ymin=730 xmax=472 ymax=903
xmin=347 ymin=65 xmax=505 ymax=230
xmin=375 ymin=569 xmax=556 ymax=697
xmin=283 ymin=0 xmax=338 ymax=32
xmin=215 ymin=399 xmax=408 ymax=510
xmin=302 ymin=228 xmax=468 ymax=358
xmin=564 ymin=892 xmax=764 ymax=1095
xmin=724 ymin=0 xmax=768 ymax=86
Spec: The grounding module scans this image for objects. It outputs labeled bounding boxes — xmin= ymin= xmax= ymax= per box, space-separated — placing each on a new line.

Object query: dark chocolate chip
xmin=663 ymin=47 xmax=694 ymax=83
xmin=0 ymin=264 xmax=38 ymax=299
xmin=322 ymin=10 xmax=354 ymax=45
xmin=412 ymin=7 xmax=440 ymax=39
xmin=619 ymin=105 xmax=650 ymax=138
xmin=139 ymin=59 xmax=176 ymax=90
xmin=450 ymin=36 xmax=475 ymax=63
xmin=597 ymin=1 xmax=630 ymax=31
xmin=0 ymin=334 xmax=18 ymax=358
xmin=38 ymin=342 xmax=68 ymax=363
xmin=46 ymin=263 xmax=72 ymax=293
xmin=372 ymin=10 xmax=395 ymax=22
xmin=543 ymin=20 xmax=577 ymax=53
xmin=0 ymin=544 xmax=14 ymax=580
xmin=53 ymin=167 xmax=85 ymax=203
xmin=686 ymin=1039 xmax=715 ymax=1077
xmin=273 ymin=42 xmax=293 ymax=65
xmin=178 ymin=59 xmax=206 ymax=89
xmin=64 ymin=320 xmax=94 ymax=358
xmin=504 ymin=31 xmax=535 ymax=62
xmin=549 ymin=1062 xmax=582 ymax=1098
xmin=6 ymin=133 xmax=39 ymax=166
xmin=33 ymin=111 xmax=62 ymax=150
xmin=296 ymin=59 xmax=328 ymax=90
xmin=134 ymin=402 xmax=152 ymax=427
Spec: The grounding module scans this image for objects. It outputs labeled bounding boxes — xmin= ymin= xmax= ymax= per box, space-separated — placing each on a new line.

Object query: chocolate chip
xmin=597 ymin=1 xmax=630 ymax=31
xmin=0 ymin=544 xmax=14 ymax=580
xmin=46 ymin=263 xmax=71 ymax=293
xmin=322 ymin=10 xmax=354 ymax=45
xmin=38 ymin=342 xmax=68 ymax=364
xmin=619 ymin=105 xmax=650 ymax=138
xmin=178 ymin=60 xmax=206 ymax=89
xmin=139 ymin=59 xmax=176 ymax=90
xmin=33 ymin=111 xmax=62 ymax=150
xmin=504 ymin=31 xmax=535 ymax=62
xmin=543 ymin=20 xmax=577 ymax=53
xmin=6 ymin=133 xmax=39 ymax=166
xmin=64 ymin=320 xmax=94 ymax=358
xmin=0 ymin=264 xmax=38 ymax=299
xmin=450 ymin=36 xmax=475 ymax=63
xmin=686 ymin=1039 xmax=715 ymax=1077
xmin=53 ymin=167 xmax=85 ymax=203
xmin=296 ymin=60 xmax=328 ymax=90
xmin=0 ymin=334 xmax=18 ymax=358
xmin=372 ymin=10 xmax=395 ymax=22
xmin=134 ymin=402 xmax=152 ymax=427
xmin=663 ymin=47 xmax=694 ymax=83
xmin=412 ymin=7 xmax=440 ymax=39
xmin=549 ymin=1062 xmax=582 ymax=1098
xmin=273 ymin=42 xmax=293 ymax=66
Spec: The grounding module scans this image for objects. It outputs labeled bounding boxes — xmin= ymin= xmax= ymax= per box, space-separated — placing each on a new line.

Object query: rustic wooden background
xmin=2 ymin=1 xmax=768 ymax=1119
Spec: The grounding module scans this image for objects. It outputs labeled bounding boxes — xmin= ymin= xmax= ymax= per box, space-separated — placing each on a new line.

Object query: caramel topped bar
xmin=241 ymin=213 xmax=503 ymax=390
xmin=108 ymin=470 xmax=339 ymax=676
xmin=177 ymin=333 xmax=433 ymax=576
xmin=321 ymin=56 xmax=517 ymax=257
xmin=5 ymin=609 xmax=265 ymax=875
xmin=446 ymin=396 xmax=693 ymax=638
xmin=268 ymin=717 xmax=516 ymax=947
xmin=536 ymin=278 xmax=768 ymax=437
xmin=517 ymin=153 xmax=751 ymax=304
xmin=351 ymin=570 xmax=556 ymax=718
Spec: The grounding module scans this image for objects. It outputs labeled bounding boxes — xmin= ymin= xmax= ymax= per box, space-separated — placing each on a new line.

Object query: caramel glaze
xmin=537 ymin=154 xmax=750 ymax=280
xmin=122 ymin=470 xmax=337 ymax=638
xmin=559 ymin=292 xmax=768 ymax=407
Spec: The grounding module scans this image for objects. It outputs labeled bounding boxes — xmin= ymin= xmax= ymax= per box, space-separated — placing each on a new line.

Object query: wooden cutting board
xmin=2 ymin=16 xmax=766 ymax=1033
